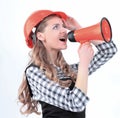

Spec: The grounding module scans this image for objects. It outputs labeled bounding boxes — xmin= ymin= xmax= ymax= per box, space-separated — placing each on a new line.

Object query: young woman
xmin=18 ymin=10 xmax=117 ymax=118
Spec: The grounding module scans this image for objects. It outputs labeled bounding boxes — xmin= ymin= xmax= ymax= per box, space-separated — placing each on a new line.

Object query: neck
xmin=46 ymin=49 xmax=58 ymax=65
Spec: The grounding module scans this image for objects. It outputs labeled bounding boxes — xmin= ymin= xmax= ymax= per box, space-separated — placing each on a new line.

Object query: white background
xmin=0 ymin=0 xmax=120 ymax=118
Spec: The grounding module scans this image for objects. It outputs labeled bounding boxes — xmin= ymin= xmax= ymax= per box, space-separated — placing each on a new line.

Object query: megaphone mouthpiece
xmin=67 ymin=30 xmax=76 ymax=42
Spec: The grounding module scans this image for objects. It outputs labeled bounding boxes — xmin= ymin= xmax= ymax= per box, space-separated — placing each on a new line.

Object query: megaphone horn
xmin=68 ymin=17 xmax=112 ymax=43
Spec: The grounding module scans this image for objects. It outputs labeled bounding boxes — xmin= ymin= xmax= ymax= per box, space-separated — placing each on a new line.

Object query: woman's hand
xmin=78 ymin=42 xmax=94 ymax=67
xmin=64 ymin=16 xmax=82 ymax=30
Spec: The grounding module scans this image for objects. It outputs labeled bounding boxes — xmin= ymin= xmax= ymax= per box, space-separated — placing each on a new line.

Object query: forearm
xmin=75 ymin=42 xmax=94 ymax=94
xmin=75 ymin=63 xmax=89 ymax=95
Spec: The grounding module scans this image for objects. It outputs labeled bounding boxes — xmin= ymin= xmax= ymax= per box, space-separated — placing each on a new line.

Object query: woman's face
xmin=37 ymin=16 xmax=68 ymax=51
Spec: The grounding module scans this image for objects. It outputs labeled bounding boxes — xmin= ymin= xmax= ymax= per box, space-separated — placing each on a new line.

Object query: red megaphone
xmin=68 ymin=17 xmax=112 ymax=43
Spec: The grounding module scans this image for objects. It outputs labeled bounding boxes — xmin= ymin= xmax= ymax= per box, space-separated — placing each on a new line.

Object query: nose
xmin=61 ymin=26 xmax=67 ymax=33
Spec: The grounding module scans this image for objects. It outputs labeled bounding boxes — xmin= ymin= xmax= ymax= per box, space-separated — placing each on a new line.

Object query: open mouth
xmin=59 ymin=38 xmax=66 ymax=42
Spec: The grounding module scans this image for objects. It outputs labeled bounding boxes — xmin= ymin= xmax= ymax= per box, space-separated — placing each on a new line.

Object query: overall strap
xmin=24 ymin=63 xmax=39 ymax=97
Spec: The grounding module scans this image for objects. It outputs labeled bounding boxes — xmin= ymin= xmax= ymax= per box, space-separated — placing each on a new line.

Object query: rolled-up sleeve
xmin=70 ymin=41 xmax=117 ymax=76
xmin=88 ymin=41 xmax=117 ymax=75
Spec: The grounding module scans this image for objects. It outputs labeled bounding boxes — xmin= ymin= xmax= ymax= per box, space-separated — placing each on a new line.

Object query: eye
xmin=53 ymin=24 xmax=59 ymax=30
xmin=63 ymin=23 xmax=66 ymax=28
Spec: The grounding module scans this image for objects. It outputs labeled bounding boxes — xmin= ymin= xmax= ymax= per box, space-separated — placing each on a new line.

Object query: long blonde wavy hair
xmin=18 ymin=15 xmax=77 ymax=115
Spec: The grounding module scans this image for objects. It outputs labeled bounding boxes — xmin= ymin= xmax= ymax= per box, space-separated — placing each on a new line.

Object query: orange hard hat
xmin=24 ymin=10 xmax=68 ymax=48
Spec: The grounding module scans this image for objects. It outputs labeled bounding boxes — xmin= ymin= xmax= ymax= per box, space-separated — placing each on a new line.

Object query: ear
xmin=36 ymin=32 xmax=45 ymax=41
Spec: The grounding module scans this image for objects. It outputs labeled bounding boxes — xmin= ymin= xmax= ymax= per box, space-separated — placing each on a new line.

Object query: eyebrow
xmin=52 ymin=23 xmax=64 ymax=27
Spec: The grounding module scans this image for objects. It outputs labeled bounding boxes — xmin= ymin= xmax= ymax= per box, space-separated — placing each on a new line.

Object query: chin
xmin=61 ymin=46 xmax=67 ymax=50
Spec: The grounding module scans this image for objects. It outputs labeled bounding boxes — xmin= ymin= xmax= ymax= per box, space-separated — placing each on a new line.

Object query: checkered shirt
xmin=26 ymin=41 xmax=117 ymax=112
